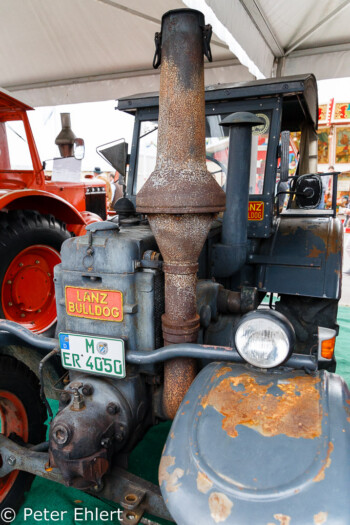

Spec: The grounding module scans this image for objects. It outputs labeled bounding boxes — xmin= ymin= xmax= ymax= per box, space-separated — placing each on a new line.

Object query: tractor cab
xmin=118 ymin=73 xmax=333 ymax=232
xmin=112 ymin=75 xmax=342 ymax=374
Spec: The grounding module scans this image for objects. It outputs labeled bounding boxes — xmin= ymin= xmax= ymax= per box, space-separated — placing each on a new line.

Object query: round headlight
xmin=234 ymin=311 xmax=295 ymax=368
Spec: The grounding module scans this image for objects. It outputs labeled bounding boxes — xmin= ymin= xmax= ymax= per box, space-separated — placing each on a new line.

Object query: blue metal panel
xmin=255 ymin=216 xmax=343 ymax=299
xmin=54 ymin=225 xmax=162 ymax=353
xmin=161 ymin=362 xmax=350 ymax=524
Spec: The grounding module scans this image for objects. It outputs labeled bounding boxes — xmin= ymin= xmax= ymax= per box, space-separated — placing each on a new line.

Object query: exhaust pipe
xmin=137 ymin=9 xmax=225 ymax=419
xmin=212 ymin=112 xmax=264 ymax=278
xmin=55 ymin=113 xmax=76 ymax=158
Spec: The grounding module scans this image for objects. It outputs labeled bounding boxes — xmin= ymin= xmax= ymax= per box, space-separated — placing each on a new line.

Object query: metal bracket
xmin=153 ymin=32 xmax=162 ymax=69
xmin=0 ymin=434 xmax=173 ymax=523
xmin=202 ymin=24 xmax=213 ymax=62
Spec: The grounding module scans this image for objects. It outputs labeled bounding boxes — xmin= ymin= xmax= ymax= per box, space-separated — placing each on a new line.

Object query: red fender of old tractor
xmin=0 ymin=189 xmax=101 ymax=232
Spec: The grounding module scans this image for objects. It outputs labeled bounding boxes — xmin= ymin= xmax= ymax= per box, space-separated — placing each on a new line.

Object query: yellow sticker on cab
xmin=248 ymin=201 xmax=264 ymax=221
xmin=65 ymin=286 xmax=123 ymax=322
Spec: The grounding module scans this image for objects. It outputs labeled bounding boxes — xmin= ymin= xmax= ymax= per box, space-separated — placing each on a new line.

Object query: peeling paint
xmin=274 ymin=514 xmax=291 ymax=525
xmin=159 ymin=455 xmax=184 ymax=493
xmin=313 ymin=442 xmax=334 ymax=482
xmin=201 ymin=373 xmax=322 ymax=439
xmin=314 ymin=511 xmax=328 ymax=524
xmin=208 ymin=492 xmax=233 ymax=523
xmin=197 ymin=471 xmax=213 ymax=494
xmin=211 ymin=366 xmax=233 ymax=381
xmin=308 ymin=245 xmax=323 ymax=258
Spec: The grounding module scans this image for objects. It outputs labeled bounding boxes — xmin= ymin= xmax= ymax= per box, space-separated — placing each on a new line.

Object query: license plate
xmin=59 ymin=333 xmax=126 ymax=378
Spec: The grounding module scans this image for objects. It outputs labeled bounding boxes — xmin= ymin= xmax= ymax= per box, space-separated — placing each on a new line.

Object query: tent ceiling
xmin=0 ymin=0 xmax=349 ymax=107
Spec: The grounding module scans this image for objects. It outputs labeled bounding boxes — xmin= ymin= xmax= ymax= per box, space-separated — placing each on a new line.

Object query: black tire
xmin=0 ymin=210 xmax=70 ymax=336
xmin=275 ymin=295 xmax=338 ymax=371
xmin=0 ymin=355 xmax=46 ymax=514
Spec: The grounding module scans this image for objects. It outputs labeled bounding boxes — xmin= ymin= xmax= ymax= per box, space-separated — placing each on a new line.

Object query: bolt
xmin=35 ymin=260 xmax=40 ymax=264
xmin=7 ymin=280 xmax=12 ymax=284
xmin=7 ymin=455 xmax=16 ymax=466
xmin=20 ymin=313 xmax=25 ymax=318
xmin=106 ymin=402 xmax=120 ymax=415
xmin=47 ymin=272 xmax=51 ymax=277
xmin=37 ymin=309 xmax=41 ymax=313
xmin=8 ymin=302 xmax=13 ymax=307
xmin=116 ymin=430 xmax=125 ymax=442
xmin=101 ymin=437 xmax=111 ymax=448
xmin=59 ymin=392 xmax=71 ymax=405
xmin=82 ymin=384 xmax=93 ymax=396
xmin=52 ymin=424 xmax=71 ymax=445
xmin=19 ymin=263 xmax=23 ymax=267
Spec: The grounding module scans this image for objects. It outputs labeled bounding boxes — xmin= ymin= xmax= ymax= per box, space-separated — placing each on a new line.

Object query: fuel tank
xmin=160 ymin=362 xmax=350 ymax=524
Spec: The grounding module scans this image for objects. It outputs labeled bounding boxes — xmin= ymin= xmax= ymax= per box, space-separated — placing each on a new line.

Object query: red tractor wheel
xmin=0 ymin=210 xmax=70 ymax=335
xmin=0 ymin=355 xmax=46 ymax=513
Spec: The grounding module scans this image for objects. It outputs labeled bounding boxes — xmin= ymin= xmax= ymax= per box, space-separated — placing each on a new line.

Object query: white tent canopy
xmin=1 ymin=0 xmax=350 ymax=107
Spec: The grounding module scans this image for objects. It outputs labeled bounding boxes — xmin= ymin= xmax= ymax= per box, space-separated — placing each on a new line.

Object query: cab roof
xmin=0 ymin=87 xmax=33 ymax=114
xmin=117 ymin=74 xmax=318 ymax=131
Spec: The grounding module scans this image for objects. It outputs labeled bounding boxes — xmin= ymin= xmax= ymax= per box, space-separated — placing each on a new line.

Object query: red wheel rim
xmin=1 ymin=245 xmax=61 ymax=333
xmin=0 ymin=391 xmax=28 ymax=501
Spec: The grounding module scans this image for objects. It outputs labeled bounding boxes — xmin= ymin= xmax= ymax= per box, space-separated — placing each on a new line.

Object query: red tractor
xmin=0 ymin=88 xmax=105 ymax=335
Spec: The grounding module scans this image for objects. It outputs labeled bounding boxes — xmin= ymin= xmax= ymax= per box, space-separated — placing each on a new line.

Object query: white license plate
xmin=59 ymin=333 xmax=126 ymax=378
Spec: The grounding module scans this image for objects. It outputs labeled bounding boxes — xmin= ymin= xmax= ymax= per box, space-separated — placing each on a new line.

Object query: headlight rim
xmin=234 ymin=309 xmax=296 ymax=369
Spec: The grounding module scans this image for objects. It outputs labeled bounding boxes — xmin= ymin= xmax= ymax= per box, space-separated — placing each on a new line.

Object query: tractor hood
xmin=160 ymin=362 xmax=350 ymax=524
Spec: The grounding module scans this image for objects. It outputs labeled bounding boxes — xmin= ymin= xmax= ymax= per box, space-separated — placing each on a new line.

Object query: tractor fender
xmin=161 ymin=362 xmax=350 ymax=524
xmin=0 ymin=189 xmax=85 ymax=225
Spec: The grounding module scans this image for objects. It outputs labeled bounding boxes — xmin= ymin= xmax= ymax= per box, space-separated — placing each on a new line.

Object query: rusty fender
xmin=159 ymin=362 xmax=350 ymax=525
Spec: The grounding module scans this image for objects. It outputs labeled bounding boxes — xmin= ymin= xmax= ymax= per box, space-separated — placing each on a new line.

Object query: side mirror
xmin=279 ymin=131 xmax=290 ymax=182
xmin=97 ymin=139 xmax=128 ymax=177
xmin=294 ymin=174 xmax=322 ymax=209
xmin=74 ymin=138 xmax=85 ymax=160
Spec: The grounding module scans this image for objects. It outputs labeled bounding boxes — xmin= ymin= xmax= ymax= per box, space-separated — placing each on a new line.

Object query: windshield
xmin=134 ymin=112 xmax=271 ymax=195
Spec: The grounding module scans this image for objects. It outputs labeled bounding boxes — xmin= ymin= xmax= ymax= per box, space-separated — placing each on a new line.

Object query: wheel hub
xmin=0 ymin=391 xmax=28 ymax=501
xmin=2 ymin=245 xmax=61 ymax=332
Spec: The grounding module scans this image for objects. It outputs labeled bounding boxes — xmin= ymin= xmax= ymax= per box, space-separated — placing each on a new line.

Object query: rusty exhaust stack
xmin=137 ymin=9 xmax=225 ymax=419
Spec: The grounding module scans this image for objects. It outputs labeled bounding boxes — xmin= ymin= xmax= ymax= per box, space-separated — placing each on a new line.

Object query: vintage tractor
xmin=0 ymin=8 xmax=349 ymax=524
xmin=0 ymin=90 xmax=105 ymax=335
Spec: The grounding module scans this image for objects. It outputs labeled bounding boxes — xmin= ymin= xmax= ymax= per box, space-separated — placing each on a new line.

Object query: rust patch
xmin=159 ymin=455 xmax=184 ymax=493
xmin=196 ymin=471 xmax=213 ymax=494
xmin=211 ymin=366 xmax=233 ymax=382
xmin=274 ymin=515 xmax=291 ymax=525
xmin=314 ymin=511 xmax=328 ymax=524
xmin=170 ymin=432 xmax=175 ymax=439
xmin=201 ymin=374 xmax=321 ymax=439
xmin=345 ymin=400 xmax=350 ymax=423
xmin=308 ymin=245 xmax=323 ymax=258
xmin=215 ymin=367 xmax=233 ymax=380
xmin=208 ymin=492 xmax=233 ymax=523
xmin=313 ymin=442 xmax=334 ymax=482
